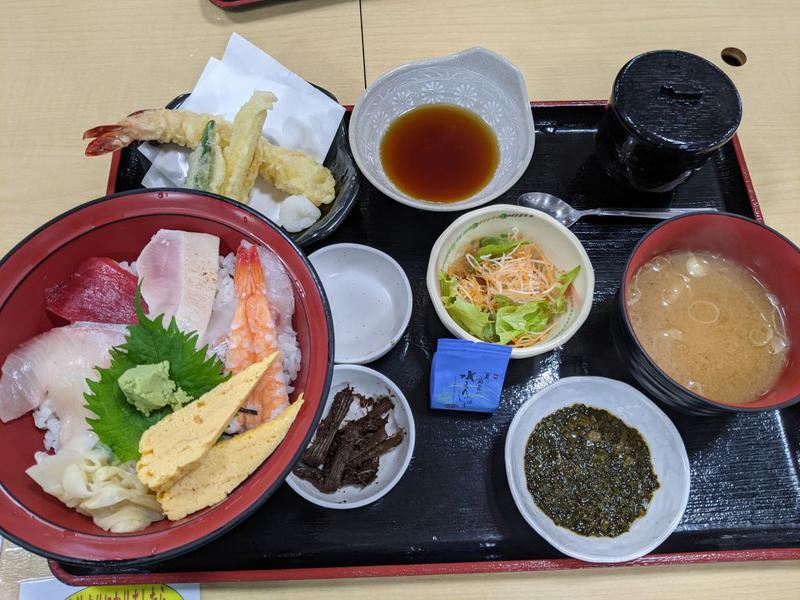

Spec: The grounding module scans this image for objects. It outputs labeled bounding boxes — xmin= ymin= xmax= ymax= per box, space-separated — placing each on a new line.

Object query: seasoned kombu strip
xmin=302 ymin=387 xmax=355 ymax=467
xmin=342 ymin=397 xmax=393 ymax=436
xmin=320 ymin=427 xmax=359 ymax=493
xmin=344 ymin=456 xmax=379 ymax=487
xmin=346 ymin=426 xmax=388 ymax=465
xmin=349 ymin=431 xmax=405 ymax=467
xmin=292 ymin=461 xmax=324 ymax=487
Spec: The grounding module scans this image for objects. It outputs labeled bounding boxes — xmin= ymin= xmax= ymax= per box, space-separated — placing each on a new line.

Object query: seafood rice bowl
xmin=0 ymin=190 xmax=332 ymax=564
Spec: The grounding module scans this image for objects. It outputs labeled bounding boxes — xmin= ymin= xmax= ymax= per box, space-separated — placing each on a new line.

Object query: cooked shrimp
xmin=82 ymin=108 xmax=336 ymax=206
xmin=226 ymin=243 xmax=290 ymax=429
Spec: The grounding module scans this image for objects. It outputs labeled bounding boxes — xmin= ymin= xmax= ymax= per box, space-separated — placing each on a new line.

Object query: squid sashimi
xmin=225 ymin=244 xmax=289 ymax=430
xmin=45 ymin=257 xmax=146 ymax=325
xmin=0 ymin=323 xmax=127 ymax=446
xmin=255 ymin=245 xmax=301 ymax=384
xmin=137 ymin=229 xmax=219 ymax=341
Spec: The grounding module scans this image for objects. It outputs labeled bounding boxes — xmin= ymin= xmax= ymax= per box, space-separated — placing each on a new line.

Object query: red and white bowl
xmin=0 ymin=189 xmax=333 ymax=565
xmin=616 ymin=212 xmax=800 ymax=414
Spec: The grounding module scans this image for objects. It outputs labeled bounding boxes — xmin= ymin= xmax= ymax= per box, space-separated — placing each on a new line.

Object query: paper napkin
xmin=430 ymin=338 xmax=512 ymax=413
xmin=139 ymin=33 xmax=345 ymax=229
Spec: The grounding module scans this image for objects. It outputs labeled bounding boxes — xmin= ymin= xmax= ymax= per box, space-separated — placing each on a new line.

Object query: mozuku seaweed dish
xmin=524 ymin=404 xmax=660 ymax=537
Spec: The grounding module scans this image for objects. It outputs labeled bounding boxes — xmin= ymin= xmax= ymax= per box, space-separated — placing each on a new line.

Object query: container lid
xmin=613 ymin=50 xmax=742 ymax=152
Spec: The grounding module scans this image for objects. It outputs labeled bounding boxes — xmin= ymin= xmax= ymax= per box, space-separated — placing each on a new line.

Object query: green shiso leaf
xmin=84 ymin=287 xmax=229 ymax=462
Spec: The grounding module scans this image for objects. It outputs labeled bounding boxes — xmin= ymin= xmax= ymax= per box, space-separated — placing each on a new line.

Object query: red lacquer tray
xmin=51 ymin=101 xmax=800 ymax=584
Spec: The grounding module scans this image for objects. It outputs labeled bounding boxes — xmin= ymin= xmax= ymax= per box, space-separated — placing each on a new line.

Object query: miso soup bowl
xmin=617 ymin=212 xmax=800 ymax=415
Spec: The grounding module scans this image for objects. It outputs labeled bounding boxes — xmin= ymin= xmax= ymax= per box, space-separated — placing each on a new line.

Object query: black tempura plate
xmin=54 ymin=101 xmax=800 ymax=584
xmin=106 ymin=91 xmax=360 ymax=248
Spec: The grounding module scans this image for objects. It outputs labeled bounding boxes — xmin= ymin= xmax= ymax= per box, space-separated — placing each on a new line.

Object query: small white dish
xmin=286 ymin=364 xmax=416 ymax=509
xmin=426 ymin=204 xmax=594 ymax=359
xmin=309 ymin=243 xmax=412 ymax=364
xmin=350 ymin=47 xmax=535 ymax=212
xmin=505 ymin=377 xmax=690 ymax=563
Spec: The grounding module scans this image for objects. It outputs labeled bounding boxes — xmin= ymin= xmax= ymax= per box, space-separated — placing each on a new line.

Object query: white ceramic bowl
xmin=349 ymin=47 xmax=535 ymax=212
xmin=426 ymin=204 xmax=594 ymax=359
xmin=286 ymin=364 xmax=416 ymax=509
xmin=505 ymin=377 xmax=690 ymax=563
xmin=309 ymin=244 xmax=412 ymax=364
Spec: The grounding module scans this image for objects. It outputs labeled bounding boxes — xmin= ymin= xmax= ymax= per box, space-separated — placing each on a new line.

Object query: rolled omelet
xmin=158 ymin=396 xmax=304 ymax=520
xmin=137 ymin=353 xmax=277 ymax=491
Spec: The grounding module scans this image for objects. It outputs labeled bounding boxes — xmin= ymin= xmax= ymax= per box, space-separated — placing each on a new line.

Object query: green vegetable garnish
xmin=446 ymin=297 xmax=496 ymax=341
xmin=474 ymin=234 xmax=529 ymax=260
xmin=85 ymin=288 xmax=229 ymax=462
xmin=185 ymin=120 xmax=225 ymax=193
xmin=495 ymin=301 xmax=553 ymax=344
xmin=439 ymin=271 xmax=496 ymax=341
xmin=552 ymin=266 xmax=581 ymax=313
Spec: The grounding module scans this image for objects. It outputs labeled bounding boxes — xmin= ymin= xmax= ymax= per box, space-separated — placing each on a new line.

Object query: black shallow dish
xmin=57 ymin=102 xmax=800 ymax=583
xmin=111 ymin=90 xmax=360 ymax=248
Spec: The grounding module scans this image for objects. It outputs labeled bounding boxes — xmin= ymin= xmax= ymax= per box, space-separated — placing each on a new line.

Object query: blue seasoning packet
xmin=430 ymin=338 xmax=513 ymax=413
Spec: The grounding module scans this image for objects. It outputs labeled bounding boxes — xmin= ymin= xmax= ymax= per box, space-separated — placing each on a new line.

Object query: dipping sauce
xmin=627 ymin=251 xmax=790 ymax=405
xmin=380 ymin=104 xmax=499 ymax=202
xmin=524 ymin=404 xmax=659 ymax=538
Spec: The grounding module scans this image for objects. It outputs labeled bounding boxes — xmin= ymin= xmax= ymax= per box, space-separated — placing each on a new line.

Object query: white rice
xmin=118 ymin=260 xmax=138 ymax=276
xmin=216 ymin=252 xmax=236 ymax=306
xmin=32 ymin=399 xmax=60 ymax=452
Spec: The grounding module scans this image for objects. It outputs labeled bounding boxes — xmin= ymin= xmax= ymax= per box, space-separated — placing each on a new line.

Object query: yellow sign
xmin=65 ymin=584 xmax=185 ymax=600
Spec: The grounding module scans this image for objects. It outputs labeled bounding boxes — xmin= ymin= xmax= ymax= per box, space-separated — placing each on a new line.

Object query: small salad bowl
xmin=426 ymin=204 xmax=594 ymax=359
xmin=349 ymin=47 xmax=535 ymax=212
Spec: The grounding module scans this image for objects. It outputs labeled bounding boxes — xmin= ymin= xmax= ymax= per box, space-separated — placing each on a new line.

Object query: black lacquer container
xmin=596 ymin=50 xmax=742 ymax=193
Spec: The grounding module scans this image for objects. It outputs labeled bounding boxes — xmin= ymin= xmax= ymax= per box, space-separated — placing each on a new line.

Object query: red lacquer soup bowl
xmin=0 ymin=190 xmax=333 ymax=565
xmin=618 ymin=212 xmax=800 ymax=415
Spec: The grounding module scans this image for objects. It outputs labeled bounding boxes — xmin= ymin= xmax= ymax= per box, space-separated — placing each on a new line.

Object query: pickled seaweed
xmin=524 ymin=404 xmax=659 ymax=537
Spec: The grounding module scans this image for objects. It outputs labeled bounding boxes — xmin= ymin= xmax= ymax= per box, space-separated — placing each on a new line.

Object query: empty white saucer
xmin=309 ymin=243 xmax=412 ymax=364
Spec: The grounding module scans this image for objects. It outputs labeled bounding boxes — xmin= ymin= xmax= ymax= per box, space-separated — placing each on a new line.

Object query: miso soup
xmin=627 ymin=251 xmax=789 ymax=405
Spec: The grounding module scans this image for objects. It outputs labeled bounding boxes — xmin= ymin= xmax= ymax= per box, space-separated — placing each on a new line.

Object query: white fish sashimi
xmin=200 ymin=253 xmax=238 ymax=358
xmin=0 ymin=323 xmax=127 ymax=446
xmin=137 ymin=229 xmax=220 ymax=341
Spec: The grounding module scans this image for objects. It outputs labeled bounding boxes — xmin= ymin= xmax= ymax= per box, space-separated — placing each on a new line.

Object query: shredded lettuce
xmin=447 ymin=298 xmax=496 ymax=341
xmin=439 ymin=271 xmax=496 ymax=341
xmin=495 ymin=301 xmax=552 ymax=344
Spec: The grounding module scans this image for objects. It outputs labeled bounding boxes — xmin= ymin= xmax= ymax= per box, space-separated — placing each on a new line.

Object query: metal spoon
xmin=517 ymin=192 xmax=715 ymax=228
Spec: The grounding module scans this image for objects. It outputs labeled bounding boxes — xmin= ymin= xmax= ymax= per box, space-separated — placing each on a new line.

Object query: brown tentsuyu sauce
xmin=380 ymin=104 xmax=499 ymax=202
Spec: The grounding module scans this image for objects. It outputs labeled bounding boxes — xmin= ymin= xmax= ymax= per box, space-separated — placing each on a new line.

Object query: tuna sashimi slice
xmin=137 ymin=229 xmax=219 ymax=341
xmin=0 ymin=323 xmax=127 ymax=445
xmin=45 ymin=257 xmax=146 ymax=324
